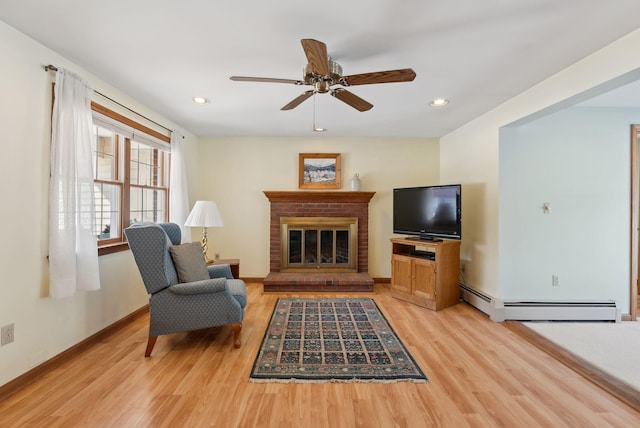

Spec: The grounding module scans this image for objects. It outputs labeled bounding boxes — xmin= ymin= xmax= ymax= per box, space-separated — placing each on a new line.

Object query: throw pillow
xmin=169 ymin=242 xmax=210 ymax=283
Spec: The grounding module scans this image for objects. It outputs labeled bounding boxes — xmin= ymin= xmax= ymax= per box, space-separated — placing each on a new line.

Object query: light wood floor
xmin=1 ymin=284 xmax=639 ymax=427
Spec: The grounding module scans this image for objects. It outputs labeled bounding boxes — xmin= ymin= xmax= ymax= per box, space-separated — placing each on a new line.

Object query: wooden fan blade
xmin=230 ymin=76 xmax=304 ymax=85
xmin=341 ymin=68 xmax=416 ymax=86
xmin=281 ymin=90 xmax=315 ymax=110
xmin=331 ymin=89 xmax=373 ymax=112
xmin=301 ymin=39 xmax=329 ymax=76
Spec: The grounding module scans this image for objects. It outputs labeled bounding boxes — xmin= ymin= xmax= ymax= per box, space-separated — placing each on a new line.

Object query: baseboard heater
xmin=459 ymin=283 xmax=497 ymax=320
xmin=459 ymin=283 xmax=621 ymax=322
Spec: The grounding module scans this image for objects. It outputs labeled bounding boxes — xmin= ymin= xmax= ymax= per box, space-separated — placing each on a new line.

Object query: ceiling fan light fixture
xmin=192 ymin=97 xmax=210 ymax=104
xmin=429 ymin=98 xmax=449 ymax=107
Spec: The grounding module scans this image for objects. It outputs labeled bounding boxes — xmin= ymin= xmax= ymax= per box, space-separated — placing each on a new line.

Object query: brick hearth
xmin=263 ymin=191 xmax=375 ymax=291
xmin=262 ymin=273 xmax=375 ymax=292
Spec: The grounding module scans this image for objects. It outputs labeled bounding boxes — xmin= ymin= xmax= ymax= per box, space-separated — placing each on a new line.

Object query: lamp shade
xmin=184 ymin=201 xmax=224 ymax=228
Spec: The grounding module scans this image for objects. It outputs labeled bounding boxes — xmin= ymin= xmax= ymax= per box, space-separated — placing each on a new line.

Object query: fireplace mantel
xmin=264 ymin=191 xmax=375 ymax=204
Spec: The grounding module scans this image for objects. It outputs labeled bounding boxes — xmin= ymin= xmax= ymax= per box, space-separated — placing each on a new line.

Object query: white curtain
xmin=169 ymin=132 xmax=191 ymax=242
xmin=49 ymin=68 xmax=101 ymax=298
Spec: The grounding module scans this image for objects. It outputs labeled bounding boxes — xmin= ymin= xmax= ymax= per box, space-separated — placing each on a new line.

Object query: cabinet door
xmin=391 ymin=255 xmax=413 ymax=294
xmin=413 ymin=258 xmax=436 ymax=302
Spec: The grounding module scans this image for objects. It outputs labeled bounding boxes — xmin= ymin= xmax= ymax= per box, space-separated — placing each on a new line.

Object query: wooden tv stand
xmin=390 ymin=237 xmax=461 ymax=311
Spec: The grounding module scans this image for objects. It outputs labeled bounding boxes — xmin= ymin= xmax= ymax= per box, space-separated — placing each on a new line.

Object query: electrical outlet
xmin=552 ymin=275 xmax=559 ymax=287
xmin=1 ymin=323 xmax=14 ymax=346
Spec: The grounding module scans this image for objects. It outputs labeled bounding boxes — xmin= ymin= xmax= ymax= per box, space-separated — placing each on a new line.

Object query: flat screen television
xmin=393 ymin=184 xmax=462 ymax=241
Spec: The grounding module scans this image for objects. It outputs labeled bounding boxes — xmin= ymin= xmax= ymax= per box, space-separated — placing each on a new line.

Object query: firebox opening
xmin=281 ymin=217 xmax=358 ymax=272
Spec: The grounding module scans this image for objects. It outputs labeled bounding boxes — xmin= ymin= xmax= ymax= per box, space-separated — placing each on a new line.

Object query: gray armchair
xmin=124 ymin=222 xmax=246 ymax=357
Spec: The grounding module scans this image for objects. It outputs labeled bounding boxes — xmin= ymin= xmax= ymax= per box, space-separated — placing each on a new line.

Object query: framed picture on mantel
xmin=298 ymin=153 xmax=341 ymax=189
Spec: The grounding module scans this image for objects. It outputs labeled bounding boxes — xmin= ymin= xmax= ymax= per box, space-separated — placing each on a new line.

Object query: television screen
xmin=393 ymin=184 xmax=461 ymax=240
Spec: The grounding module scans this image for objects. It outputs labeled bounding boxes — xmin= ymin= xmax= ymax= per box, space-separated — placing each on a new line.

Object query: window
xmin=91 ymin=103 xmax=170 ymax=254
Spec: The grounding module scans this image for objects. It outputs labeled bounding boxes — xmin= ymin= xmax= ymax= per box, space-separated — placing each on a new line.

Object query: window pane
xmin=94 ymin=183 xmax=120 ymax=240
xmin=160 ymin=151 xmax=169 ymax=187
xmin=130 ymin=141 xmax=159 ymax=186
xmin=130 ymin=187 xmax=166 ymax=224
xmin=93 ymin=126 xmax=117 ymax=181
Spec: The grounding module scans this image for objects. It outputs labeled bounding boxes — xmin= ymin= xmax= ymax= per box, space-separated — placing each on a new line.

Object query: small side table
xmin=208 ymin=258 xmax=240 ymax=279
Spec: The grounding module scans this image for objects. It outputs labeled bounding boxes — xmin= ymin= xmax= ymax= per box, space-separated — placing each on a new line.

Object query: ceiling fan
xmin=230 ymin=39 xmax=416 ymax=112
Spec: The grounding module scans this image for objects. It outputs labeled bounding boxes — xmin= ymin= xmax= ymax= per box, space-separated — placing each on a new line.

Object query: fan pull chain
xmin=313 ymin=94 xmax=326 ymax=132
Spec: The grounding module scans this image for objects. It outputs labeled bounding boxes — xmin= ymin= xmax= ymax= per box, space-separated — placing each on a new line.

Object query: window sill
xmin=98 ymin=242 xmax=130 ymax=256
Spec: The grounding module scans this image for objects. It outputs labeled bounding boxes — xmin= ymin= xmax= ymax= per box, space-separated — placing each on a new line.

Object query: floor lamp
xmin=184 ymin=200 xmax=224 ymax=263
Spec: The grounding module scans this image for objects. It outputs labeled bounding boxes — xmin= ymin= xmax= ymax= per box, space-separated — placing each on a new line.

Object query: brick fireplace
xmin=263 ymin=191 xmax=375 ymax=291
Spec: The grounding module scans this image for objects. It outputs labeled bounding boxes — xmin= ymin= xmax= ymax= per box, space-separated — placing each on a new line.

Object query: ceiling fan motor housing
xmin=304 ymin=58 xmax=343 ymax=93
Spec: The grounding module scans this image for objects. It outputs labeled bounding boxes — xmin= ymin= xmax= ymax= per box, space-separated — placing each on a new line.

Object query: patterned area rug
xmin=249 ymin=298 xmax=427 ymax=383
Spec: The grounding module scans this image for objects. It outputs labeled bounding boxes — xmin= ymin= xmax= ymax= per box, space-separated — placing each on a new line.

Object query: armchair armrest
xmin=208 ymin=263 xmax=234 ymax=279
xmin=168 ymin=277 xmax=227 ymax=295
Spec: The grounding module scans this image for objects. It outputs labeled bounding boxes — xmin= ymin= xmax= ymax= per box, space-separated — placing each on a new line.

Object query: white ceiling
xmin=2 ymin=0 xmax=640 ymax=138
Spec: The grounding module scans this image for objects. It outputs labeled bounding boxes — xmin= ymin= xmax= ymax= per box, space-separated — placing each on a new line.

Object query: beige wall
xmin=440 ymin=27 xmax=640 ymax=299
xmin=195 ymin=137 xmax=440 ymax=278
xmin=0 ymin=21 xmax=198 ymax=387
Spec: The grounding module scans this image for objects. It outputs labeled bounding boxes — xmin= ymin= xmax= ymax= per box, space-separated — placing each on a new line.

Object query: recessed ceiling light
xmin=192 ymin=97 xmax=210 ymax=104
xmin=313 ymin=127 xmax=327 ymax=132
xmin=429 ymin=98 xmax=449 ymax=107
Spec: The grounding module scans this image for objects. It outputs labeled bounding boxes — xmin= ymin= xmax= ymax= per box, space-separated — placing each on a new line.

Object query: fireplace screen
xmin=281 ymin=217 xmax=357 ymax=272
